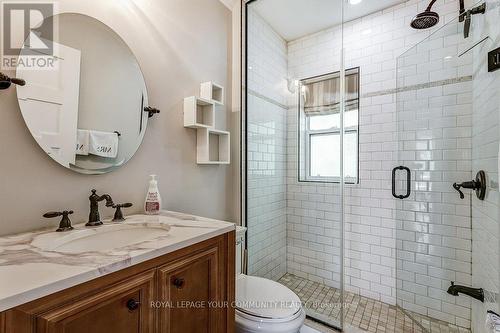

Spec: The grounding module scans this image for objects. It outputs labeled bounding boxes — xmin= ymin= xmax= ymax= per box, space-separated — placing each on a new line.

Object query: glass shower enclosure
xmin=242 ymin=0 xmax=500 ymax=332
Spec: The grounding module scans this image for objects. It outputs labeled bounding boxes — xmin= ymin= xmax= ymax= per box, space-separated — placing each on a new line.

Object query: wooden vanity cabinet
xmin=2 ymin=232 xmax=235 ymax=333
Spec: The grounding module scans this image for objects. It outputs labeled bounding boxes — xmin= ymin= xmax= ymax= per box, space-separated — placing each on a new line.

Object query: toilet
xmin=235 ymin=226 xmax=306 ymax=333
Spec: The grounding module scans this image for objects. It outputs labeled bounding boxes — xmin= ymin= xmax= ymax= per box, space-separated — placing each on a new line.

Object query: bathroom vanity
xmin=0 ymin=212 xmax=236 ymax=333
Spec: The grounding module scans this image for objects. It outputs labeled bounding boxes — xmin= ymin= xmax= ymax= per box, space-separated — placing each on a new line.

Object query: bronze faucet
xmin=86 ymin=189 xmax=114 ymax=226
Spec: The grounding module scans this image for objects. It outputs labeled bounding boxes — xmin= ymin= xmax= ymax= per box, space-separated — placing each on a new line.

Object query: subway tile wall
xmin=246 ymin=7 xmax=288 ymax=281
xmin=470 ymin=1 xmax=500 ymax=332
xmin=285 ymin=10 xmax=344 ymax=289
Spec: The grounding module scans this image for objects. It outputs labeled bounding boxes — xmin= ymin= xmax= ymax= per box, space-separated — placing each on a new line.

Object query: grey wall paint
xmin=0 ymin=0 xmax=238 ymax=236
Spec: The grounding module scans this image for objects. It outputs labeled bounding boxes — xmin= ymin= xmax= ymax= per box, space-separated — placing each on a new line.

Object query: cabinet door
xmin=158 ymin=246 xmax=221 ymax=333
xmin=35 ymin=270 xmax=155 ymax=333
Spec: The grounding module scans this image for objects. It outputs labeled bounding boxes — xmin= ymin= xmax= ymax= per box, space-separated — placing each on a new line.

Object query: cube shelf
xmin=196 ymin=128 xmax=230 ymax=165
xmin=183 ymin=96 xmax=215 ymax=129
xmin=200 ymin=81 xmax=224 ymax=105
xmin=184 ymin=82 xmax=229 ymax=166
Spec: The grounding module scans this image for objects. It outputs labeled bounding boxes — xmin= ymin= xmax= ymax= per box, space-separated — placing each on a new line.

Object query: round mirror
xmin=16 ymin=13 xmax=148 ymax=174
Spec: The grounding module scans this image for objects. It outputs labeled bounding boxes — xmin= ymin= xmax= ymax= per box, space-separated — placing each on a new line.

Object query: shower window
xmin=298 ymin=67 xmax=359 ymax=183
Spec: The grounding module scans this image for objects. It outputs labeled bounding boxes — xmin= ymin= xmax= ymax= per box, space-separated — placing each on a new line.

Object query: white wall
xmin=0 ymin=0 xmax=237 ymax=235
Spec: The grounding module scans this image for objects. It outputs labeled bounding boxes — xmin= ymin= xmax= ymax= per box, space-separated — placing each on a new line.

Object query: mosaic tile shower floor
xmin=278 ymin=273 xmax=471 ymax=333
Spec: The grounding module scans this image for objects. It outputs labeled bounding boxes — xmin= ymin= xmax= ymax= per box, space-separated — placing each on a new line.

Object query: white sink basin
xmin=31 ymin=222 xmax=171 ymax=254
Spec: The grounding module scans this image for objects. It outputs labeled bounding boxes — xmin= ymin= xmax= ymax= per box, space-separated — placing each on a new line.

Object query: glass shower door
xmin=244 ymin=0 xmax=346 ymax=330
xmin=395 ymin=5 xmax=500 ymax=332
xmin=469 ymin=2 xmax=500 ymax=331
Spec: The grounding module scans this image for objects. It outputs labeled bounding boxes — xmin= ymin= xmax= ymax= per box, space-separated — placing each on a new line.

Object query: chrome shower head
xmin=410 ymin=0 xmax=440 ymax=29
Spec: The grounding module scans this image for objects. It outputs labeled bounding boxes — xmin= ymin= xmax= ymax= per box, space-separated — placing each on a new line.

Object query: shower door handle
xmin=392 ymin=166 xmax=411 ymax=199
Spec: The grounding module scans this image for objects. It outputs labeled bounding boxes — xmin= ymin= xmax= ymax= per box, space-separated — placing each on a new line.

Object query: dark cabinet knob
xmin=172 ymin=277 xmax=185 ymax=289
xmin=126 ymin=299 xmax=140 ymax=311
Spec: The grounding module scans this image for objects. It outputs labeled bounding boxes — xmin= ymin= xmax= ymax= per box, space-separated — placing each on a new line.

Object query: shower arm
xmin=426 ymin=0 xmax=437 ymax=11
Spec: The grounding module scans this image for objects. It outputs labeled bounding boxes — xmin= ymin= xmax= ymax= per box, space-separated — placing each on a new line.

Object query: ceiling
xmin=251 ymin=0 xmax=407 ymax=41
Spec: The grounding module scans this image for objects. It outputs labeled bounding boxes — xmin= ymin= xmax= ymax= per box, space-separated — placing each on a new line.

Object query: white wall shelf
xmin=183 ymin=96 xmax=215 ymax=129
xmin=184 ymin=82 xmax=229 ymax=166
xmin=196 ymin=128 xmax=230 ymax=165
xmin=200 ymin=81 xmax=224 ymax=105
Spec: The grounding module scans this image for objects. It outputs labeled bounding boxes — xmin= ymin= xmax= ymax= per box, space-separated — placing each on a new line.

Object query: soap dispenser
xmin=144 ymin=175 xmax=162 ymax=215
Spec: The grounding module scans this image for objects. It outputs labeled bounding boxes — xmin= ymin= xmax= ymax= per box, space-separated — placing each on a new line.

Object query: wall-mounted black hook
xmin=114 ymin=131 xmax=121 ymax=137
xmin=144 ymin=106 xmax=160 ymax=118
xmin=0 ymin=72 xmax=26 ymax=90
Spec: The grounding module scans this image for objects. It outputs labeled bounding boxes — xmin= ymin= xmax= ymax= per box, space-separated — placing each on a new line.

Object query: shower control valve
xmin=453 ymin=170 xmax=486 ymax=200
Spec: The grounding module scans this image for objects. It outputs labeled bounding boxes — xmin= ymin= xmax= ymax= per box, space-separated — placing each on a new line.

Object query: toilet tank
xmin=235 ymin=226 xmax=247 ymax=275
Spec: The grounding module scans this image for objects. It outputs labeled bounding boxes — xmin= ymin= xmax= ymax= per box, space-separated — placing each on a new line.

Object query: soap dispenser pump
xmin=144 ymin=175 xmax=162 ymax=215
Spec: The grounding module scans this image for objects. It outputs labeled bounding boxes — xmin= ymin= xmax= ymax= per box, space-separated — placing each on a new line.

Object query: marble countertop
xmin=0 ymin=211 xmax=235 ymax=312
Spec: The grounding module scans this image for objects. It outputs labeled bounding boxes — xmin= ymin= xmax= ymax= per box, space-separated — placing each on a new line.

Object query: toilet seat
xmin=235 ymin=275 xmax=303 ymax=320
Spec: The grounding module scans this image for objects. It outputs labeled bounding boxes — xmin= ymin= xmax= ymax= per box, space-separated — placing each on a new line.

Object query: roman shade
xmin=302 ymin=71 xmax=359 ymax=115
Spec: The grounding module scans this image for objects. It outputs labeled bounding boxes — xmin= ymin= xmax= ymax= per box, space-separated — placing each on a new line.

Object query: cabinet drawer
xmin=35 ymin=270 xmax=155 ymax=333
xmin=158 ymin=246 xmax=221 ymax=333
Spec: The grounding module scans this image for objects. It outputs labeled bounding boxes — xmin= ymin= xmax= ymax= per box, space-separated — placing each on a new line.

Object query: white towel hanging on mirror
xmin=89 ymin=130 xmax=119 ymax=158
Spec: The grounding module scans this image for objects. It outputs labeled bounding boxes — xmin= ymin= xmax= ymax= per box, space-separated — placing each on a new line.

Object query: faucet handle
xmin=452 ymin=183 xmax=465 ymax=199
xmin=112 ymin=203 xmax=133 ymax=222
xmin=43 ymin=210 xmax=74 ymax=218
xmin=43 ymin=210 xmax=74 ymax=232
